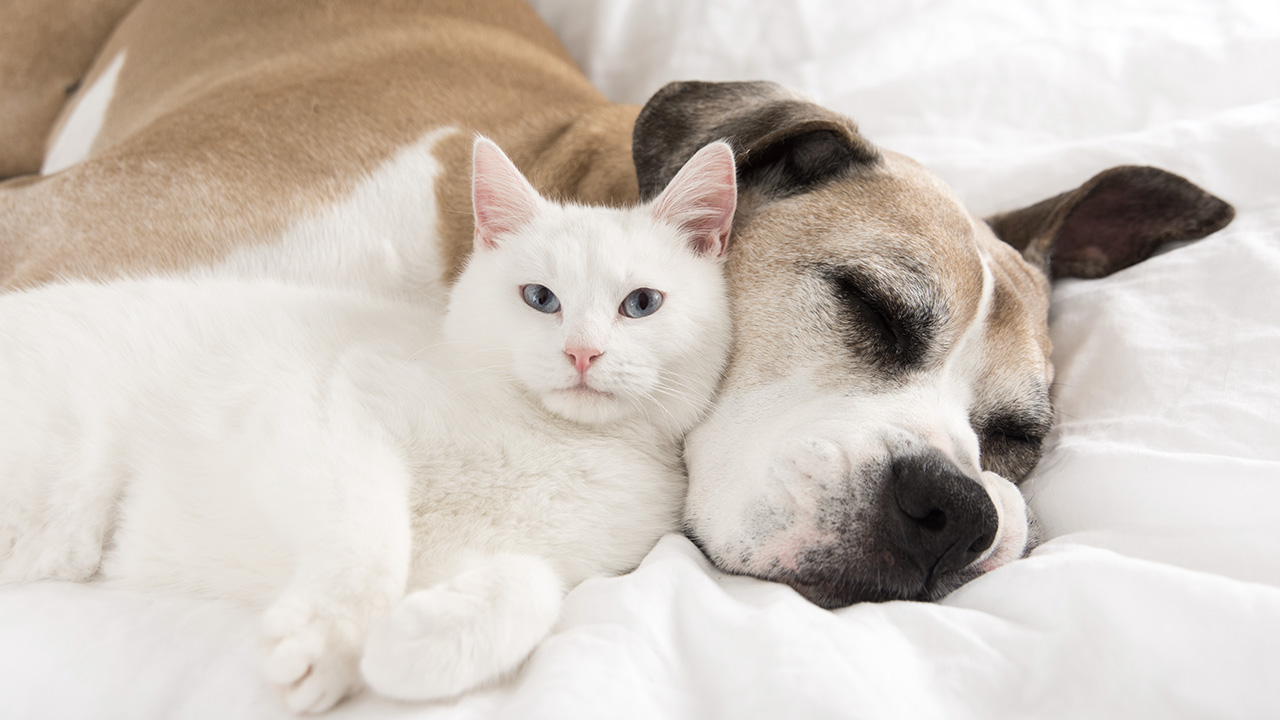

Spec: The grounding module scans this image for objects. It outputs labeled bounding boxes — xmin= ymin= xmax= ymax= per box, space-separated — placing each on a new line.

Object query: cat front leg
xmin=360 ymin=553 xmax=564 ymax=701
xmin=257 ymin=424 xmax=413 ymax=714
xmin=263 ymin=573 xmax=403 ymax=714
xmin=0 ymin=418 xmax=125 ymax=585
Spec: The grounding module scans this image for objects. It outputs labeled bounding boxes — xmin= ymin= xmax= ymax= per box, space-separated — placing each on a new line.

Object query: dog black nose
xmin=888 ymin=454 xmax=998 ymax=580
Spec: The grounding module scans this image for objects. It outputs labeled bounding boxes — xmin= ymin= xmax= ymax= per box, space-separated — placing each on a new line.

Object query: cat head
xmin=444 ymin=136 xmax=737 ymax=436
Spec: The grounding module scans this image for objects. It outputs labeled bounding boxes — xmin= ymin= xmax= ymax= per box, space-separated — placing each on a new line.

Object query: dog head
xmin=633 ymin=81 xmax=1234 ymax=608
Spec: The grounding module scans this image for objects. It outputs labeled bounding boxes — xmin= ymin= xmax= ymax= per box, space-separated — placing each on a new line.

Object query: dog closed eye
xmin=976 ymin=411 xmax=1051 ymax=480
xmin=834 ymin=275 xmax=899 ymax=350
xmin=823 ymin=267 xmax=937 ymax=369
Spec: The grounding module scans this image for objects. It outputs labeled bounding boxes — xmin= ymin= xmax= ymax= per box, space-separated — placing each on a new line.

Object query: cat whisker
xmin=653 ymin=378 xmax=708 ymax=407
xmin=628 ymin=385 xmax=684 ymax=434
xmin=621 ymin=393 xmax=670 ymax=432
xmin=449 ymin=363 xmax=517 ymax=378
xmin=657 ymin=375 xmax=731 ymax=424
xmin=404 ymin=340 xmax=474 ymax=361
xmin=655 ymin=376 xmax=709 ymax=400
xmin=406 ymin=341 xmax=508 ymax=362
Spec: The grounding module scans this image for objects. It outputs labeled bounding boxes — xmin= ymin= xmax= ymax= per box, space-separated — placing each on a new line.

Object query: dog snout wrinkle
xmin=889 ymin=454 xmax=998 ymax=580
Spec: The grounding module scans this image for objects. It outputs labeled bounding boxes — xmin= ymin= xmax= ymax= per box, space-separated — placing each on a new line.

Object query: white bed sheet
xmin=3 ymin=1 xmax=1279 ymax=718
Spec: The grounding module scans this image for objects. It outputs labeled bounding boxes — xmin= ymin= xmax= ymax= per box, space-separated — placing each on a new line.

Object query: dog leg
xmin=360 ymin=553 xmax=564 ymax=701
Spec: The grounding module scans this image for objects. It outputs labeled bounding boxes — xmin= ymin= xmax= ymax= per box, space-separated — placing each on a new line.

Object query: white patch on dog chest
xmin=43 ymin=50 xmax=126 ymax=175
xmin=210 ymin=126 xmax=459 ymax=305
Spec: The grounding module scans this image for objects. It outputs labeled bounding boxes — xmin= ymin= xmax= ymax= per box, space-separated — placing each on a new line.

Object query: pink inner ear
xmin=471 ymin=137 xmax=540 ymax=249
xmin=651 ymin=141 xmax=738 ymax=258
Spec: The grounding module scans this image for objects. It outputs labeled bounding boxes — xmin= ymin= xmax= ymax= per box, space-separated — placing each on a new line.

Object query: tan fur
xmin=0 ymin=0 xmax=638 ymax=289
xmin=721 ymin=150 xmax=1024 ymax=392
xmin=0 ymin=0 xmax=141 ymax=178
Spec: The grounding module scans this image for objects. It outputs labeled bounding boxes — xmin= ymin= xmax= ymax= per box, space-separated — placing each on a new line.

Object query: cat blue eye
xmin=620 ymin=288 xmax=664 ymax=318
xmin=521 ymin=284 xmax=561 ymax=313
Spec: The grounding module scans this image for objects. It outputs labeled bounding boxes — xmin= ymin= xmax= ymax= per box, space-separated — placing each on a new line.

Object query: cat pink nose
xmin=565 ymin=347 xmax=603 ymax=374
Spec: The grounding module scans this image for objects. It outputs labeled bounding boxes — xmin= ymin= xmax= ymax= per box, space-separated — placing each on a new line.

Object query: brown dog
xmin=0 ymin=0 xmax=1233 ymax=608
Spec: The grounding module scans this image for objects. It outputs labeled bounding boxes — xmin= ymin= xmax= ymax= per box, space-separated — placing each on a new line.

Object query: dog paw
xmin=262 ymin=598 xmax=365 ymax=714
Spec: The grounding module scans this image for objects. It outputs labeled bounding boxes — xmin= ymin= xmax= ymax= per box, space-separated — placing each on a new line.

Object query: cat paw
xmin=360 ymin=585 xmax=483 ymax=701
xmin=360 ymin=555 xmax=563 ymax=701
xmin=262 ymin=598 xmax=365 ymax=714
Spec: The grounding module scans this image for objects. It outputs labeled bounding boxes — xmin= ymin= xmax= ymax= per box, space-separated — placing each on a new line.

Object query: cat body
xmin=0 ymin=278 xmax=680 ymax=589
xmin=0 ymin=139 xmax=738 ymax=711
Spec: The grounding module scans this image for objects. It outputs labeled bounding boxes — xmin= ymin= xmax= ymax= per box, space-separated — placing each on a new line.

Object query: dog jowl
xmin=633 ymin=81 xmax=1234 ymax=608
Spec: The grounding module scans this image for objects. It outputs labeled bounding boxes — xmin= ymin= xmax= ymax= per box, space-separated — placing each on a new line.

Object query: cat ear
xmin=471 ymin=136 xmax=541 ymax=250
xmin=649 ymin=140 xmax=738 ymax=258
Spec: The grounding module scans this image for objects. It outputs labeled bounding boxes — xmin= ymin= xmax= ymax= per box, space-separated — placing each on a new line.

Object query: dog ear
xmin=985 ymin=166 xmax=1235 ymax=279
xmin=632 ymin=81 xmax=879 ymax=202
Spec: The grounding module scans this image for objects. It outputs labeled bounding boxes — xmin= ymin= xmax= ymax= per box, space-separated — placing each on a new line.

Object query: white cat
xmin=0 ymin=137 xmax=738 ymax=712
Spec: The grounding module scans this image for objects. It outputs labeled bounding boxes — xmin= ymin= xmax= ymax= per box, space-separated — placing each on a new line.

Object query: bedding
xmin=3 ymin=0 xmax=1279 ymax=717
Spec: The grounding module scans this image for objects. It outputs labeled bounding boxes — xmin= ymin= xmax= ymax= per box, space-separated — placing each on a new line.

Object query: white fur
xmin=43 ymin=50 xmax=126 ymax=175
xmin=0 ymin=140 xmax=737 ymax=711
xmin=211 ymin=127 xmax=459 ymax=306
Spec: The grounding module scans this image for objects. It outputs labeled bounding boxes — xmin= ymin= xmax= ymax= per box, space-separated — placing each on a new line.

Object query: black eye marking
xmin=987 ymin=423 xmax=1046 ymax=449
xmin=833 ymin=275 xmax=899 ymax=352
xmin=975 ymin=408 xmax=1053 ymax=482
xmin=821 ymin=266 xmax=939 ymax=370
